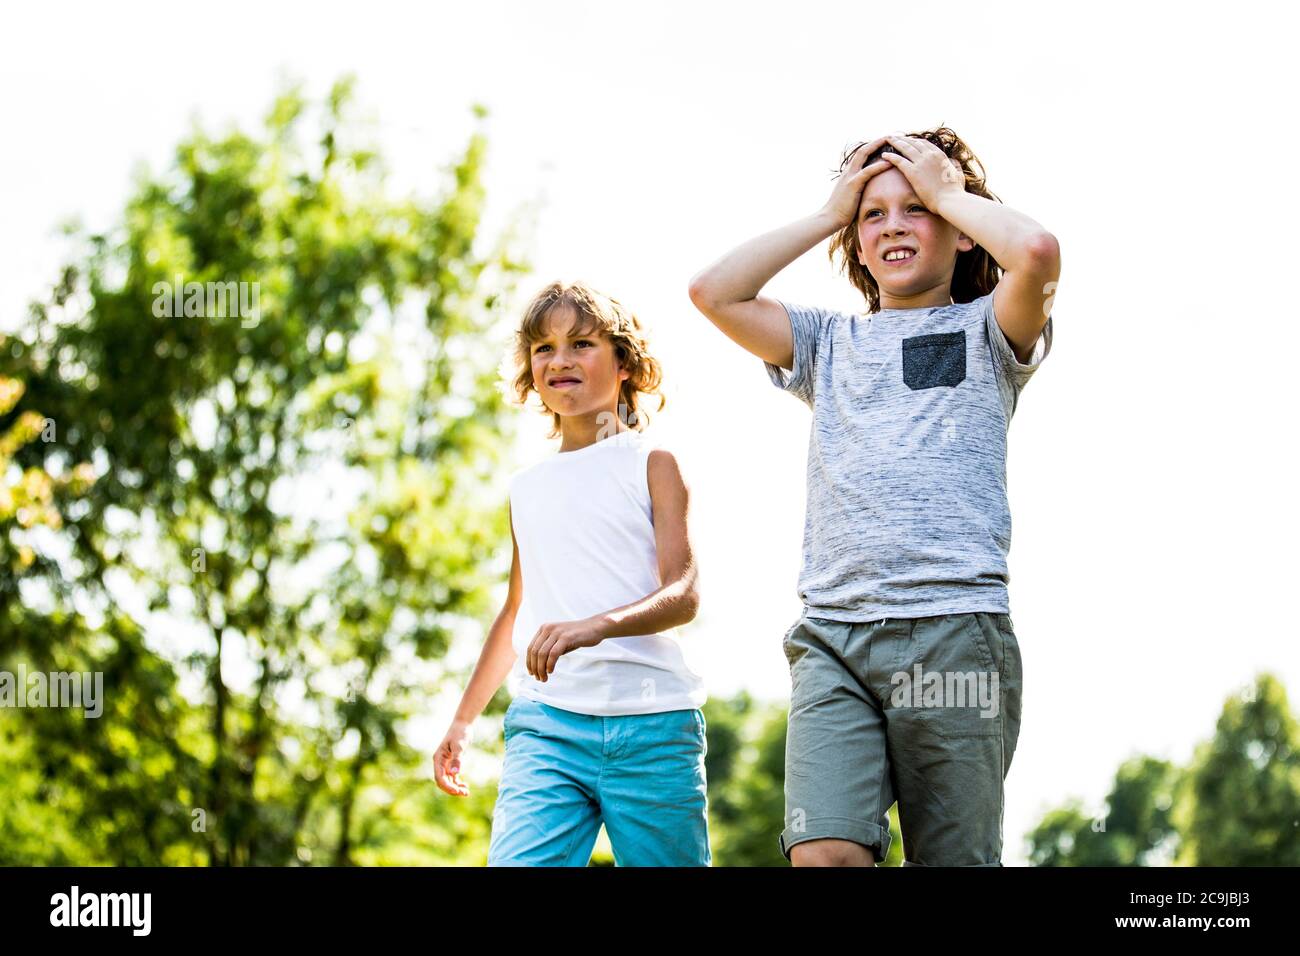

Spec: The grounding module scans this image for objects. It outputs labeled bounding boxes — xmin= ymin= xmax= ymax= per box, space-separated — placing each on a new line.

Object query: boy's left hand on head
xmin=526 ymin=617 xmax=608 ymax=681
xmin=881 ymin=134 xmax=965 ymax=209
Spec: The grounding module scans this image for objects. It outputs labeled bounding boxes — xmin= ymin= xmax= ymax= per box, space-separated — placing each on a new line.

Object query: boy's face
xmin=854 ymin=167 xmax=974 ymax=297
xmin=530 ymin=306 xmax=629 ymax=415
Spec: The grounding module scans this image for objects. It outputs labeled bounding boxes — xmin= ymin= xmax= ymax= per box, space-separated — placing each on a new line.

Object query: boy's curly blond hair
xmin=828 ymin=126 xmax=1003 ymax=312
xmin=509 ymin=280 xmax=665 ymax=439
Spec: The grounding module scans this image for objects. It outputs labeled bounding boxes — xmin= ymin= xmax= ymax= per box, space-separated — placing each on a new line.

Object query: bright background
xmin=4 ymin=0 xmax=1296 ymax=864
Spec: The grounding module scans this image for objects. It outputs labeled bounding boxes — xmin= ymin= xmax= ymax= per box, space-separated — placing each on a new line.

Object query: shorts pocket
xmin=963 ymin=614 xmax=998 ymax=673
xmin=503 ymin=696 xmax=528 ymax=743
xmin=917 ymin=711 xmax=1002 ymax=738
xmin=902 ymin=330 xmax=966 ymax=389
xmin=992 ymin=615 xmax=1023 ymax=705
xmin=913 ymin=615 xmax=1002 ymax=738
xmin=781 ymin=616 xmax=804 ymax=663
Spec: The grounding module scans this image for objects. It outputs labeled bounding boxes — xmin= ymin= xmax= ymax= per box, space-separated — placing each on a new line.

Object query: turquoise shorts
xmin=487 ymin=697 xmax=711 ymax=866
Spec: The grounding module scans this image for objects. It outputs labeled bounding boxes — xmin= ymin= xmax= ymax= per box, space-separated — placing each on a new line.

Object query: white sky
xmin=3 ymin=0 xmax=1298 ymax=865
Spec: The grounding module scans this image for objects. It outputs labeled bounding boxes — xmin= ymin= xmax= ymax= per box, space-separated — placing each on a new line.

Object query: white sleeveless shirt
xmin=506 ymin=428 xmax=707 ymax=715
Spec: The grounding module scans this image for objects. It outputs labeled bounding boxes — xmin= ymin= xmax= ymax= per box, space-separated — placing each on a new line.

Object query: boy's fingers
xmin=843 ymin=140 xmax=872 ymax=172
xmin=862 ymin=135 xmax=889 ymax=157
xmin=853 ymin=139 xmax=881 ymax=169
xmin=858 ymin=158 xmax=890 ymax=178
xmin=434 ymin=751 xmax=468 ymax=795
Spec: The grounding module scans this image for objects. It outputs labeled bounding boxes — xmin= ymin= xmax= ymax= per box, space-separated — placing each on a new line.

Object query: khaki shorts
xmin=780 ymin=611 xmax=1022 ymax=866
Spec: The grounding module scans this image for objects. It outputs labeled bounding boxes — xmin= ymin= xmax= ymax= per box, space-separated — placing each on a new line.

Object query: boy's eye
xmin=864 ymin=204 xmax=926 ymax=219
xmin=534 ymin=339 xmax=594 ymax=353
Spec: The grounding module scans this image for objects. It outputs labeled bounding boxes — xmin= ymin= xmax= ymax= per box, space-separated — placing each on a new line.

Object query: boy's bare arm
xmin=599 ymin=448 xmax=699 ymax=637
xmin=451 ymin=510 xmax=523 ymax=725
xmin=687 ymin=212 xmax=840 ymax=370
xmin=434 ymin=509 xmax=522 ymax=796
xmin=689 ymin=137 xmax=894 ymax=371
xmin=934 ymin=188 xmax=1060 ymax=363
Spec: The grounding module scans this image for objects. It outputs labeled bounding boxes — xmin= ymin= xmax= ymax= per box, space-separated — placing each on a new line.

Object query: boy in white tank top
xmin=433 ymin=279 xmax=710 ymax=866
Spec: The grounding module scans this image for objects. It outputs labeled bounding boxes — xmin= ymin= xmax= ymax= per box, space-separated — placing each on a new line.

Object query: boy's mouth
xmin=548 ymin=377 xmax=581 ymax=388
xmin=882 ymin=246 xmax=918 ymax=264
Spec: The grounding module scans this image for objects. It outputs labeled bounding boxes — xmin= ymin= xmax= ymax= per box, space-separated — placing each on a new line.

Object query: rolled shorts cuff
xmin=778 ymin=816 xmax=892 ymax=862
xmin=902 ymin=859 xmax=1003 ymax=867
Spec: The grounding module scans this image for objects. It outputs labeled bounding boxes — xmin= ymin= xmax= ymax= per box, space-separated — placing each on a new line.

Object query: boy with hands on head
xmin=689 ymin=128 xmax=1059 ymax=867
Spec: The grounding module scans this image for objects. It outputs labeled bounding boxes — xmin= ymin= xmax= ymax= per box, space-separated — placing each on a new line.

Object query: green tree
xmin=1178 ymin=673 xmax=1300 ymax=865
xmin=1026 ymin=673 xmax=1299 ymax=866
xmin=1 ymin=76 xmax=528 ymax=865
xmin=1026 ymin=757 xmax=1179 ymax=866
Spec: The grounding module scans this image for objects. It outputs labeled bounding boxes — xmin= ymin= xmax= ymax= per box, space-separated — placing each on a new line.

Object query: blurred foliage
xmin=0 ymin=362 xmax=93 ymax=573
xmin=1 ymin=75 xmax=528 ymax=864
xmin=1026 ymin=673 xmax=1300 ymax=866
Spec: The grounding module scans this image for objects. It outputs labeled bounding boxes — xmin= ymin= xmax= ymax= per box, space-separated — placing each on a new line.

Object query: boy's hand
xmin=879 ymin=134 xmax=966 ymax=211
xmin=434 ymin=720 xmax=472 ymax=797
xmin=526 ymin=616 xmax=608 ymax=682
xmin=821 ymin=136 xmax=893 ymax=229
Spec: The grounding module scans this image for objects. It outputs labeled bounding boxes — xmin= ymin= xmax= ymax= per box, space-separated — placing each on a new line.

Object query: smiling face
xmin=529 ymin=305 xmax=629 ymax=416
xmin=854 ymin=166 xmax=974 ymax=307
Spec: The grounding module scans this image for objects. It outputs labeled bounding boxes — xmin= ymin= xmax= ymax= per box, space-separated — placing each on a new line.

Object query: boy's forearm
xmin=452 ymin=608 xmax=518 ymax=725
xmin=933 ymin=190 xmax=1057 ymax=271
xmin=597 ymin=578 xmax=699 ymax=639
xmin=690 ymin=210 xmax=842 ymax=304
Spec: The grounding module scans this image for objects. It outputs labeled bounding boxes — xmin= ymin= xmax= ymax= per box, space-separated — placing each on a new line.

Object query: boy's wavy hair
xmin=828 ymin=126 xmax=1002 ymax=312
xmin=509 ymin=280 xmax=665 ymax=439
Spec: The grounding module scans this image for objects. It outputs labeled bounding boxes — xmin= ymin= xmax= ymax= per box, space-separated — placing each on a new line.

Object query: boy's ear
xmin=956 ymin=233 xmax=975 ymax=254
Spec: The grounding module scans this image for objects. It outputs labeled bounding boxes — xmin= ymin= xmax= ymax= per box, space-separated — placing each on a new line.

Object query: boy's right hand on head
xmin=433 ymin=722 xmax=472 ymax=797
xmin=822 ymin=136 xmax=894 ymax=230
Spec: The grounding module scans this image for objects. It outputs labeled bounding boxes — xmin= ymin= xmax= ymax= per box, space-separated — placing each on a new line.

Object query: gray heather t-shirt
xmin=764 ymin=290 xmax=1052 ymax=621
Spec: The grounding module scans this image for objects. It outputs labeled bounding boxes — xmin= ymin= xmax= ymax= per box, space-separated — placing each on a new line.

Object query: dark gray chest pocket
xmin=902 ymin=330 xmax=966 ymax=389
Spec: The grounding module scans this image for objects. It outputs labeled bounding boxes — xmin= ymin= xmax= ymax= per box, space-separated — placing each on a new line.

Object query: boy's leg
xmin=487 ymin=699 xmax=604 ymax=867
xmin=879 ymin=612 xmax=1023 ymax=867
xmin=597 ymin=708 xmax=711 ymax=867
xmin=780 ymin=614 xmax=896 ymax=865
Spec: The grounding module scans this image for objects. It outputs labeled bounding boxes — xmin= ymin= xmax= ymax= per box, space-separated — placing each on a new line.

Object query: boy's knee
xmin=790 ymin=838 xmax=877 ymax=867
